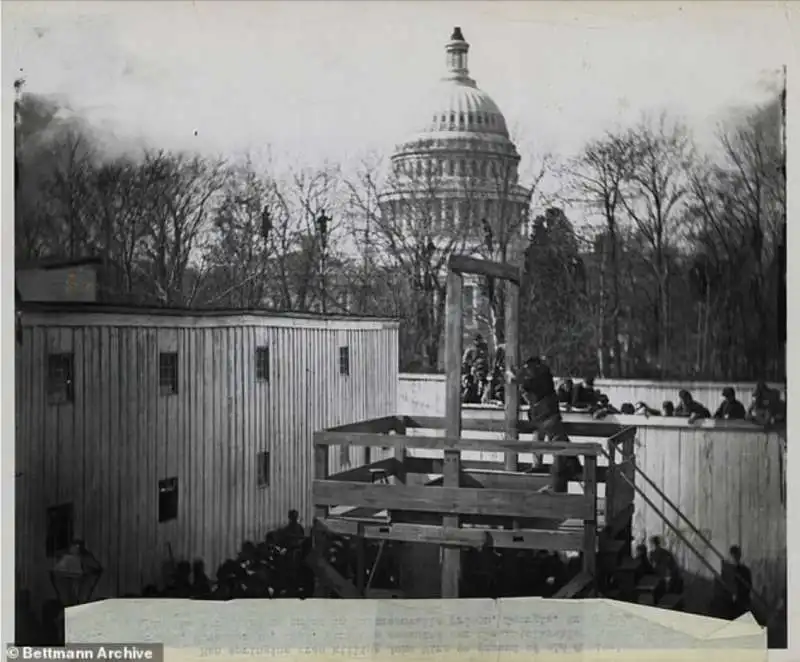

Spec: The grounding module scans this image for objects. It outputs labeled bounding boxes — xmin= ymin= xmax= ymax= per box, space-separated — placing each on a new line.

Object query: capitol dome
xmin=394 ymin=27 xmax=517 ymax=155
xmin=378 ymin=27 xmax=532 ymax=338
xmin=412 ymin=26 xmax=510 ymax=139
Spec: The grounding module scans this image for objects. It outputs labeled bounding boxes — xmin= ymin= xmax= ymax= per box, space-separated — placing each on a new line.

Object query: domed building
xmin=378 ymin=27 xmax=531 ymax=338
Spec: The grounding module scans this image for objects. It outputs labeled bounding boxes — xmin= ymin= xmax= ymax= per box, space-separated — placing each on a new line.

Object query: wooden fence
xmin=398 ymin=373 xmax=786 ymax=417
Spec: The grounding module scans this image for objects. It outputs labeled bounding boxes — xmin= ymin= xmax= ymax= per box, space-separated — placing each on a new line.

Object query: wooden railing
xmin=312 ymin=414 xmax=605 ymax=593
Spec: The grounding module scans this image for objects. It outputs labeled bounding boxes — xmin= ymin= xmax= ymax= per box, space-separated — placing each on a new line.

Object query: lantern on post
xmin=49 ymin=540 xmax=103 ymax=607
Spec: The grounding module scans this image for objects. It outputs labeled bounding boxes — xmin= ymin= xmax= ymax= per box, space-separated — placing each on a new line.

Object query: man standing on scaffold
xmin=507 ymin=355 xmax=583 ymax=493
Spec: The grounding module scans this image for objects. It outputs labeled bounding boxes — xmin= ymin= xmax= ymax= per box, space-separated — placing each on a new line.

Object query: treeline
xmin=14 ymin=82 xmax=785 ymax=381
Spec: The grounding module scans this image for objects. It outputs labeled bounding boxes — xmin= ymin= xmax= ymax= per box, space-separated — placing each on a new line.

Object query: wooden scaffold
xmin=308 ymin=254 xmax=639 ymax=600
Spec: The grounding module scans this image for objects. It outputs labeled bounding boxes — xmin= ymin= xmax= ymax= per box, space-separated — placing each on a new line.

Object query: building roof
xmin=18 ymin=301 xmax=400 ymax=326
xmin=16 ymin=256 xmax=104 ymax=271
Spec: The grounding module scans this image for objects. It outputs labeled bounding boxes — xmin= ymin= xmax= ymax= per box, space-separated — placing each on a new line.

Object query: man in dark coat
xmin=675 ymin=390 xmax=711 ymax=423
xmin=747 ymin=381 xmax=786 ymax=427
xmin=508 ymin=356 xmax=582 ymax=492
xmin=714 ymin=387 xmax=747 ymax=420
xmin=462 ymin=333 xmax=489 ymax=373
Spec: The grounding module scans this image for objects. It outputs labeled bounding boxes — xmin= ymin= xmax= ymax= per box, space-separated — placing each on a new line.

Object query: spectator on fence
xmin=747 ymin=381 xmax=786 ymax=427
xmin=620 ymin=402 xmax=636 ymax=415
xmin=557 ymin=379 xmax=575 ymax=406
xmin=649 ymin=536 xmax=684 ymax=594
xmin=662 ymin=400 xmax=675 ymax=416
xmin=473 ymin=358 xmax=490 ymax=401
xmin=675 ymin=390 xmax=711 ymax=423
xmin=573 ymin=376 xmax=598 ymax=408
xmin=462 ymin=333 xmax=489 ymax=373
xmin=635 ymin=401 xmax=660 ymax=417
xmin=462 ymin=371 xmax=481 ymax=404
xmin=592 ymin=393 xmax=620 ymax=419
xmin=714 ymin=387 xmax=747 ymax=421
xmin=489 ymin=344 xmax=506 ymax=402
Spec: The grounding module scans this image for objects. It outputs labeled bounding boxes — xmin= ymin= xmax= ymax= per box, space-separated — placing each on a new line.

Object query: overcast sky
xmin=3 ymin=1 xmax=791 ymax=171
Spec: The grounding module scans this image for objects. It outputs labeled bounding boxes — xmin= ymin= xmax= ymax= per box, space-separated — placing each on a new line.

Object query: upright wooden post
xmin=393 ymin=418 xmax=407 ymax=484
xmin=313 ymin=439 xmax=331 ymax=597
xmin=503 ymin=281 xmax=520 ymax=471
xmin=442 ymin=269 xmax=463 ymax=598
xmin=355 ymin=524 xmax=366 ymax=595
xmin=582 ymin=453 xmax=598 ymax=582
xmin=605 ymin=439 xmax=617 ymax=523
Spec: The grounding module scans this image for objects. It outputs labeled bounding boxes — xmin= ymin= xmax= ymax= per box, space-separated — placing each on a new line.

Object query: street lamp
xmin=50 ymin=540 xmax=103 ymax=607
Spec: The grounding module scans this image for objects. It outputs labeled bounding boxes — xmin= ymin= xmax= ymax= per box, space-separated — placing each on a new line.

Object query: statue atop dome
xmin=445 ymin=26 xmax=471 ymax=83
xmin=451 ymin=27 xmax=465 ymax=42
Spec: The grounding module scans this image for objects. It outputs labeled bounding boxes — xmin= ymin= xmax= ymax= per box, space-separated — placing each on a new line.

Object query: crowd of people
xmin=17 ymin=510 xmax=320 ymax=645
xmin=460 ymin=334 xmax=786 ymax=428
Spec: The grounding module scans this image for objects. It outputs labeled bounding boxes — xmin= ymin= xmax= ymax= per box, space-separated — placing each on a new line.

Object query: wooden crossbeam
xmin=403 ymin=456 xmax=512 ymax=474
xmin=402 ymin=415 xmax=625 ymax=438
xmin=327 ymin=457 xmax=400 ymax=482
xmin=315 ymin=430 xmax=602 ymax=456
xmin=319 ymin=518 xmax=585 ymax=552
xmin=388 ymin=510 xmax=562 ymax=529
xmin=305 ymin=548 xmax=361 ymax=598
xmin=448 ymin=255 xmax=522 ymax=284
xmin=312 ymin=481 xmax=593 ymax=520
xmin=553 ymin=571 xmax=593 ymax=598
xmin=606 ymin=425 xmax=637 ymax=447
xmin=327 ymin=416 xmax=400 ymax=433
xmin=399 ymin=457 xmax=609 ymax=484
xmin=423 ymin=472 xmax=485 ymax=489
xmin=464 ymin=470 xmax=568 ymax=491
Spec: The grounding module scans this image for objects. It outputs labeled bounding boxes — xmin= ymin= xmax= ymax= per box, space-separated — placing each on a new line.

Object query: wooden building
xmin=15 ymin=302 xmax=399 ymax=607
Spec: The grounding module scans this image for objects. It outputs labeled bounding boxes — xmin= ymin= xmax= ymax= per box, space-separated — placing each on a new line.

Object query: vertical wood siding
xmin=632 ymin=425 xmax=786 ymax=612
xmin=16 ymin=316 xmax=398 ymax=607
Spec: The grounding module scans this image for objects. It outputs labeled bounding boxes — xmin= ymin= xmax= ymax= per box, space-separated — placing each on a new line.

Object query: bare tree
xmin=14 ymin=89 xmax=97 ymax=261
xmin=566 ymin=134 xmax=634 ymax=376
xmin=687 ymin=92 xmax=785 ymax=378
xmin=474 ymin=150 xmax=551 ymax=350
xmin=620 ymin=114 xmax=694 ymax=375
xmin=137 ymin=151 xmax=226 ymax=306
xmin=272 ymin=163 xmax=346 ymax=312
xmin=370 ymin=156 xmax=475 ymax=370
xmin=343 ymin=153 xmax=393 ymax=315
xmin=201 ymin=159 xmax=284 ymax=308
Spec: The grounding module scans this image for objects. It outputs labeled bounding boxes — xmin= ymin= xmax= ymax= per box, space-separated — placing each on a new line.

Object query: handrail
xmin=603 ymin=445 xmax=773 ymax=624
